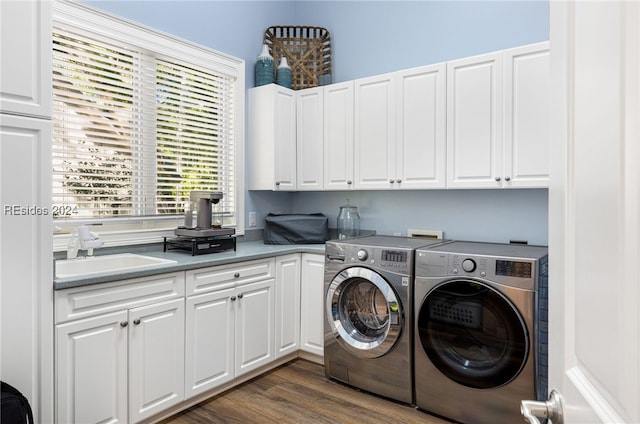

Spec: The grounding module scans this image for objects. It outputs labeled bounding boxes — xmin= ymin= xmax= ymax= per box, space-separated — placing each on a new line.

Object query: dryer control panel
xmin=415 ymin=250 xmax=544 ymax=291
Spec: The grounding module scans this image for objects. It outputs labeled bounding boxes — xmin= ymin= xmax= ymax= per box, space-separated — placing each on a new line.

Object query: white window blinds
xmin=52 ymin=27 xmax=236 ymax=226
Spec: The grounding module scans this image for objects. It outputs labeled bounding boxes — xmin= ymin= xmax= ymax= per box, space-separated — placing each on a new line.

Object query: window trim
xmin=52 ymin=0 xmax=245 ymax=252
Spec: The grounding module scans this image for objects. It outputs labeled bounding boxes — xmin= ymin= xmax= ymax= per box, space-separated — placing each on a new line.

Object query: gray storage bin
xmin=264 ymin=213 xmax=329 ymax=245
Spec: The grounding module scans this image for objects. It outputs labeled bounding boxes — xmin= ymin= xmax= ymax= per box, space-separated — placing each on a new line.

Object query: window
xmin=52 ymin=1 xmax=244 ymax=247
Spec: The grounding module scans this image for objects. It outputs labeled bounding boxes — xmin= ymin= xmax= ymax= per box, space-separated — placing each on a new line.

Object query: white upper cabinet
xmin=0 ymin=0 xmax=51 ymax=118
xmin=324 ymin=81 xmax=355 ymax=190
xmin=296 ymin=87 xmax=324 ymax=190
xmin=447 ymin=42 xmax=550 ymax=188
xmin=502 ymin=42 xmax=550 ymax=188
xmin=396 ymin=63 xmax=447 ymax=189
xmin=354 ymin=65 xmax=446 ymax=190
xmin=248 ymin=84 xmax=297 ymax=191
xmin=354 ymin=72 xmax=397 ymax=189
xmin=247 ymin=42 xmax=549 ymax=192
xmin=446 ymin=51 xmax=504 ymax=188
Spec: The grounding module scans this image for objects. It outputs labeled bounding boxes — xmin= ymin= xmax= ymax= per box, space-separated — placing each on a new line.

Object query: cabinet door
xmin=324 ymin=81 xmax=355 ymax=190
xmin=247 ymin=85 xmax=296 ymax=191
xmin=503 ymin=42 xmax=550 ymax=188
xmin=2 ymin=114 xmax=53 ymax=423
xmin=56 ymin=310 xmax=128 ymax=424
xmin=396 ymin=64 xmax=447 ymax=189
xmin=129 ymin=298 xmax=185 ymax=423
xmin=275 ymin=254 xmax=301 ymax=358
xmin=0 ymin=0 xmax=51 ymax=117
xmin=185 ymin=287 xmax=235 ymax=398
xmin=354 ymin=73 xmax=397 ymax=189
xmin=447 ymin=52 xmax=503 ymax=188
xmin=234 ymin=278 xmax=275 ymax=377
xmin=274 ymin=87 xmax=297 ymax=190
xmin=299 ymin=254 xmax=325 ymax=358
xmin=297 ymin=87 xmax=323 ymax=190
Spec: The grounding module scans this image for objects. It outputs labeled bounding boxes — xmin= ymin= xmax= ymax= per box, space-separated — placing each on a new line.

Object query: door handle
xmin=521 ymin=390 xmax=563 ymax=424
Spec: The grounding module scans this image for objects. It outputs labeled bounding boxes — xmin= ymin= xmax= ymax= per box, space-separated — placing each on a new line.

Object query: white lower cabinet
xmin=185 ymin=286 xmax=235 ymax=398
xmin=56 ymin=310 xmax=128 ymax=424
xmin=185 ymin=259 xmax=276 ymax=397
xmin=299 ymin=253 xmax=325 ymax=358
xmin=55 ymin=272 xmax=185 ymax=424
xmin=234 ymin=278 xmax=276 ymax=375
xmin=275 ymin=254 xmax=301 ymax=358
xmin=55 ymin=253 xmax=326 ymax=422
xmin=128 ymin=299 xmax=185 ymax=423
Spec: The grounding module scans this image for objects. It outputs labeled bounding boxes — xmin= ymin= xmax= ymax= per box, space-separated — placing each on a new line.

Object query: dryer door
xmin=326 ymin=266 xmax=402 ymax=359
xmin=417 ymin=280 xmax=529 ymax=389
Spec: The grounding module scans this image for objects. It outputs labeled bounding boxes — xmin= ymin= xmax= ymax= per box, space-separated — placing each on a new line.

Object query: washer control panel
xmin=348 ymin=247 xmax=412 ymax=273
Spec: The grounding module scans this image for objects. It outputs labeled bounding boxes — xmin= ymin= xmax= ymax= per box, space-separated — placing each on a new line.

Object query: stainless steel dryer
xmin=324 ymin=235 xmax=446 ymax=405
xmin=414 ymin=241 xmax=548 ymax=424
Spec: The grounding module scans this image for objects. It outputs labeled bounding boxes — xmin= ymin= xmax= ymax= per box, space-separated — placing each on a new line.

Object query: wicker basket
xmin=263 ymin=26 xmax=332 ymax=90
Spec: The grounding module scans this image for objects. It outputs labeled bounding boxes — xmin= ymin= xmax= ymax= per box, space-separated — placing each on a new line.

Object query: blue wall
xmin=84 ymin=0 xmax=550 ymax=245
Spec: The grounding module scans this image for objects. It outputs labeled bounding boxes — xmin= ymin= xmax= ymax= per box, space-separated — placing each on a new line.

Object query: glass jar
xmin=337 ymin=199 xmax=360 ymax=239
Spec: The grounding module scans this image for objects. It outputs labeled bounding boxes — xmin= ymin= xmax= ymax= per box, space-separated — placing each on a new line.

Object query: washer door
xmin=417 ymin=280 xmax=529 ymax=389
xmin=326 ymin=267 xmax=402 ymax=359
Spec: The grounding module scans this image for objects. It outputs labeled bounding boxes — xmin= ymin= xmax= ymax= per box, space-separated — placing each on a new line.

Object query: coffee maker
xmin=166 ymin=190 xmax=236 ymax=255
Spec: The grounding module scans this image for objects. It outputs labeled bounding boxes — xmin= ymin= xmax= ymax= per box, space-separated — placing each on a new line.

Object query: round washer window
xmin=417 ymin=280 xmax=529 ymax=389
xmin=327 ymin=267 xmax=402 ymax=358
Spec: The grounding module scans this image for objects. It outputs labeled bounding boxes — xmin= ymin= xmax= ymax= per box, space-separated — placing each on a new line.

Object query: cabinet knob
xmin=275 ymin=181 xmax=281 ymax=186
xmin=234 ymin=272 xmax=240 ymax=278
xmin=347 ymin=180 xmax=352 ymax=185
xmin=396 ymin=179 xmax=402 ymax=183
xmin=238 ymin=293 xmax=244 ymax=299
xmin=505 ymin=176 xmax=511 ymax=182
xmin=495 ymin=177 xmax=501 ymax=182
xmin=389 ymin=179 xmax=395 ymax=184
xmin=120 ymin=321 xmax=128 ymax=328
xmin=133 ymin=319 xmax=141 ymax=325
xmin=231 ymin=296 xmax=236 ymax=301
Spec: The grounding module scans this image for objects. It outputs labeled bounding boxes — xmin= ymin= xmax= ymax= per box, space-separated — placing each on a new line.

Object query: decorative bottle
xmin=276 ymin=56 xmax=292 ymax=89
xmin=255 ymin=44 xmax=274 ymax=87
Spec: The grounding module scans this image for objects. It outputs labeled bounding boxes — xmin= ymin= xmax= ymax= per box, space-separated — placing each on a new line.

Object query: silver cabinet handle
xmin=275 ymin=181 xmax=280 ymax=186
xmin=521 ymin=390 xmax=563 ymax=424
xmin=396 ymin=179 xmax=402 ymax=183
xmin=505 ymin=176 xmax=511 ymax=182
xmin=389 ymin=179 xmax=395 ymax=183
xmin=234 ymin=272 xmax=240 ymax=278
xmin=238 ymin=293 xmax=244 ymax=299
xmin=133 ymin=319 xmax=141 ymax=325
xmin=347 ymin=180 xmax=352 ymax=185
xmin=495 ymin=177 xmax=501 ymax=182
xmin=231 ymin=296 xmax=236 ymax=301
xmin=120 ymin=321 xmax=128 ymax=328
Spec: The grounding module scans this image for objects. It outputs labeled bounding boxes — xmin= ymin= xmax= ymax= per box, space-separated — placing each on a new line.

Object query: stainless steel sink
xmin=55 ymin=253 xmax=177 ymax=279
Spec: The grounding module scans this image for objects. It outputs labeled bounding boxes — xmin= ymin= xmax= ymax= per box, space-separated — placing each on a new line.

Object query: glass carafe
xmin=337 ymin=199 xmax=360 ymax=239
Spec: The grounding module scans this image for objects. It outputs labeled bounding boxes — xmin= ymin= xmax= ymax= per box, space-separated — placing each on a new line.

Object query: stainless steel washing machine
xmin=414 ymin=241 xmax=548 ymax=424
xmin=324 ymin=235 xmax=446 ymax=404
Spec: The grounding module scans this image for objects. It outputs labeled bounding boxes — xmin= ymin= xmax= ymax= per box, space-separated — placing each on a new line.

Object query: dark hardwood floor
xmin=161 ymin=359 xmax=453 ymax=424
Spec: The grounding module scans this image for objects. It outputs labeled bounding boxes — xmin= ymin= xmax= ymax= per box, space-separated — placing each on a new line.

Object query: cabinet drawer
xmin=186 ymin=258 xmax=275 ymax=296
xmin=55 ymin=272 xmax=185 ymax=323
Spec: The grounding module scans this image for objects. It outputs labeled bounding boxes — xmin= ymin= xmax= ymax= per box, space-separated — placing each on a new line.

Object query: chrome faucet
xmin=66 ymin=225 xmax=104 ymax=259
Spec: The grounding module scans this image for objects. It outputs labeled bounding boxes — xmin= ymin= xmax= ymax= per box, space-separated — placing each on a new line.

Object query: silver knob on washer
xmin=356 ymin=249 xmax=368 ymax=261
xmin=462 ymin=258 xmax=476 ymax=272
